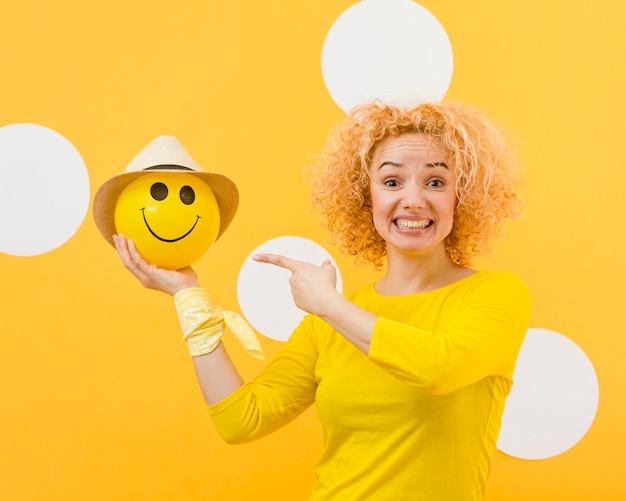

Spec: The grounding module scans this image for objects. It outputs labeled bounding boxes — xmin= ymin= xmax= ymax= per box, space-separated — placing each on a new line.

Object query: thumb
xmin=321 ymin=259 xmax=337 ymax=284
xmin=321 ymin=259 xmax=334 ymax=269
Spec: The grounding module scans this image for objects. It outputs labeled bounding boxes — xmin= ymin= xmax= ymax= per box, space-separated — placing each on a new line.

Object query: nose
xmin=401 ymin=185 xmax=426 ymax=210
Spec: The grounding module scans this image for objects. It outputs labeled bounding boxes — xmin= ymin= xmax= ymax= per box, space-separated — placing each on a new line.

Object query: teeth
xmin=395 ymin=219 xmax=430 ymax=229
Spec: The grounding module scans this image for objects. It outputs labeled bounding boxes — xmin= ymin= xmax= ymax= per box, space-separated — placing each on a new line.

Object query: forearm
xmin=192 ymin=343 xmax=244 ymax=405
xmin=174 ymin=287 xmax=262 ymax=405
xmin=318 ymin=289 xmax=378 ymax=355
xmin=206 ymin=322 xmax=319 ymax=444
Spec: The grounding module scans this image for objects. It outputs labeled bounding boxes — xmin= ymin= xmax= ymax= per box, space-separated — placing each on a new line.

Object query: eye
xmin=179 ymin=185 xmax=195 ymax=205
xmin=384 ymin=178 xmax=400 ymax=187
xmin=150 ymin=182 xmax=168 ymax=201
xmin=427 ymin=179 xmax=444 ymax=188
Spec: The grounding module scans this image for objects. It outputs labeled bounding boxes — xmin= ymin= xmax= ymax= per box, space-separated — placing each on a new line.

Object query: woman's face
xmin=368 ymin=133 xmax=456 ymax=260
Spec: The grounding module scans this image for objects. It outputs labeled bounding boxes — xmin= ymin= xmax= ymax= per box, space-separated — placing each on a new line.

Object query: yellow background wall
xmin=1 ymin=1 xmax=624 ymax=499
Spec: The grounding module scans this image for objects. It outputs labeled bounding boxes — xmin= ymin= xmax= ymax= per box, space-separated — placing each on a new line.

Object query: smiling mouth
xmin=394 ymin=219 xmax=432 ymax=230
xmin=141 ymin=208 xmax=201 ymax=242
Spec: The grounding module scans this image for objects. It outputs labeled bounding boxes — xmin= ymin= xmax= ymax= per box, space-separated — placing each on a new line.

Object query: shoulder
xmin=462 ymin=270 xmax=531 ymax=311
xmin=469 ymin=270 xmax=528 ymax=288
xmin=472 ymin=270 xmax=528 ymax=292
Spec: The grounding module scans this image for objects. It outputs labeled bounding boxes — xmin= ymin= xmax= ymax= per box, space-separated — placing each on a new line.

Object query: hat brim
xmin=93 ymin=169 xmax=239 ymax=247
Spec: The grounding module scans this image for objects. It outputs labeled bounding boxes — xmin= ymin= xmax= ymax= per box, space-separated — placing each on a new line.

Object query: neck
xmin=375 ymin=247 xmax=474 ymax=296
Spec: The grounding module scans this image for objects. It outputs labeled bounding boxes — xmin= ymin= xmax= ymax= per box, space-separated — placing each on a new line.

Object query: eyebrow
xmin=378 ymin=161 xmax=449 ymax=170
xmin=429 ymin=161 xmax=449 ymax=169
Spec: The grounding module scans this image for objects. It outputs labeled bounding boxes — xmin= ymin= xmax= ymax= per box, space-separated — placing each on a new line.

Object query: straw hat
xmin=93 ymin=135 xmax=239 ymax=246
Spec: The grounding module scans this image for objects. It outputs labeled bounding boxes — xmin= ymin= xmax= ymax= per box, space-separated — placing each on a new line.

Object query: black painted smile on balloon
xmin=141 ymin=208 xmax=201 ymax=243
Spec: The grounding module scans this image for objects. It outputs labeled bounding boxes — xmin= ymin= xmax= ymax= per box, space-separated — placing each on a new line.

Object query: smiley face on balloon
xmin=93 ymin=135 xmax=239 ymax=269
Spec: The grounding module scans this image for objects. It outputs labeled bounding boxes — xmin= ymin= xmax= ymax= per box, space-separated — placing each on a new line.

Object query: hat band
xmin=144 ymin=164 xmax=194 ymax=171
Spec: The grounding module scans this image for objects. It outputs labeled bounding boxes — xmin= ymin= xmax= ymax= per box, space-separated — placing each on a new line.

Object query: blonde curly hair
xmin=309 ymin=101 xmax=521 ymax=268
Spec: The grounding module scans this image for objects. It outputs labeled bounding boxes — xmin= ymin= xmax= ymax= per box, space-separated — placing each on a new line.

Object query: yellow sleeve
xmin=206 ymin=315 xmax=319 ymax=444
xmin=369 ymin=272 xmax=531 ymax=395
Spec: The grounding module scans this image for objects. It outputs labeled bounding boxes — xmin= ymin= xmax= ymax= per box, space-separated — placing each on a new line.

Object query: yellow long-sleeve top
xmin=207 ymin=271 xmax=531 ymax=500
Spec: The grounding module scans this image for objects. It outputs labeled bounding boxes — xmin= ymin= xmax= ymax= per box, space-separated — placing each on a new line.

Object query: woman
xmin=114 ymin=101 xmax=531 ymax=500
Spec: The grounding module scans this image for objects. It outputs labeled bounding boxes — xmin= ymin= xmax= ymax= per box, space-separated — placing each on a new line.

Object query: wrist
xmin=171 ymin=280 xmax=200 ymax=296
xmin=173 ymin=288 xmax=223 ymax=356
xmin=172 ymin=287 xmax=264 ymax=360
xmin=315 ymin=288 xmax=343 ymax=318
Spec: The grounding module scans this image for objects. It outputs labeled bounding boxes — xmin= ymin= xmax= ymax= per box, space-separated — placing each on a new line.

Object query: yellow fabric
xmin=207 ymin=271 xmax=530 ymax=500
xmin=173 ymin=287 xmax=264 ymax=360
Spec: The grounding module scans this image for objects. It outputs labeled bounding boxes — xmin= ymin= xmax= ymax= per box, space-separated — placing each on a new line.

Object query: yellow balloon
xmin=114 ymin=172 xmax=220 ymax=269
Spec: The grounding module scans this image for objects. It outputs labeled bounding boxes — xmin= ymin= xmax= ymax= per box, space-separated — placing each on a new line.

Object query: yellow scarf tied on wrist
xmin=174 ymin=287 xmax=264 ymax=360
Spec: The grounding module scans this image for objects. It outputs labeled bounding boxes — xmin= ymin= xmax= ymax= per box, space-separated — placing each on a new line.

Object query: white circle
xmin=0 ymin=124 xmax=90 ymax=256
xmin=237 ymin=236 xmax=343 ymax=342
xmin=497 ymin=328 xmax=599 ymax=460
xmin=321 ymin=0 xmax=453 ymax=113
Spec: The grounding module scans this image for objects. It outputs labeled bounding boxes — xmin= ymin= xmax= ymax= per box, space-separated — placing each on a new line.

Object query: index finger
xmin=113 ymin=233 xmax=132 ymax=261
xmin=253 ymin=253 xmax=301 ymax=271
